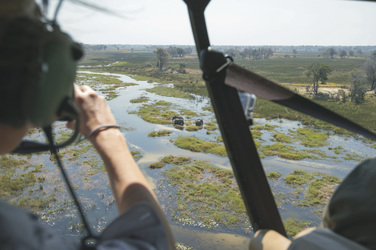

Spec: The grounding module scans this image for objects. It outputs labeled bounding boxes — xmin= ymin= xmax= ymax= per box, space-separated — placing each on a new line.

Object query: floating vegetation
xmin=130 ymin=96 xmax=149 ymax=103
xmin=136 ymin=102 xmax=178 ymax=124
xmin=179 ymin=109 xmax=198 ymax=118
xmin=65 ymin=144 xmax=93 ymax=161
xmin=343 ymin=152 xmax=366 ymax=162
xmin=284 ymin=218 xmax=312 ymax=238
xmin=148 ymin=161 xmax=165 ymax=169
xmin=148 ymin=130 xmax=173 ymax=137
xmin=284 ymin=170 xmax=313 ymax=187
xmin=160 ymin=155 xmax=191 ymax=165
xmin=146 ymin=86 xmax=194 ymax=99
xmin=163 ymin=160 xmax=247 ymax=228
xmin=131 ymin=151 xmax=142 ymax=160
xmin=185 ymin=125 xmax=200 ymax=132
xmin=174 ymin=137 xmax=227 ymax=156
xmin=148 ymin=155 xmax=191 ymax=169
xmin=273 ymin=133 xmax=292 ymax=143
xmin=205 ymin=121 xmax=218 ymax=131
xmin=297 ymin=174 xmax=341 ymax=206
xmin=329 ymin=146 xmax=345 ymax=154
xmin=261 ymin=143 xmax=313 ymax=160
xmin=267 ymin=171 xmax=282 ymax=180
xmin=295 ymin=128 xmax=329 ymax=147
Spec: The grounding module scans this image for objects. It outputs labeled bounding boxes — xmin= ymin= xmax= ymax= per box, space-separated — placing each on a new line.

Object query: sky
xmin=44 ymin=0 xmax=376 ymax=46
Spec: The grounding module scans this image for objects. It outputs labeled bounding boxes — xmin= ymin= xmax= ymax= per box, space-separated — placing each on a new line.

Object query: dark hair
xmin=0 ymin=17 xmax=45 ymax=127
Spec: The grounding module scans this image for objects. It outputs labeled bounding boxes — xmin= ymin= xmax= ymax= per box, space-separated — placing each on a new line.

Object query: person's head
xmin=0 ymin=0 xmax=82 ymax=153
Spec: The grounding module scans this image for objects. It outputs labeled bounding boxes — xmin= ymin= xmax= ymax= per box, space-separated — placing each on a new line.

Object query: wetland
xmin=2 ymin=47 xmax=376 ymax=249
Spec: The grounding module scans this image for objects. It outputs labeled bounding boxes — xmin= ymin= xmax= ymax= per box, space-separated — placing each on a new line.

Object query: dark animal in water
xmin=195 ymin=119 xmax=203 ymax=126
xmin=172 ymin=116 xmax=184 ymax=125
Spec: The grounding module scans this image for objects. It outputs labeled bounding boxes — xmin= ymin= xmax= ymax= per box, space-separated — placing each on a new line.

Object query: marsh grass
xmin=174 ymin=137 xmax=227 ymax=156
xmin=267 ymin=171 xmax=282 ymax=180
xmin=261 ymin=143 xmax=313 ymax=160
xmin=131 ymin=151 xmax=142 ymax=160
xmin=204 ymin=121 xmax=218 ymax=131
xmin=297 ymin=174 xmax=341 ymax=206
xmin=185 ymin=125 xmax=200 ymax=131
xmin=284 ymin=218 xmax=312 ymax=238
xmin=295 ymin=128 xmax=329 ymax=147
xmin=146 ymin=86 xmax=195 ymax=99
xmin=284 ymin=170 xmax=313 ymax=187
xmin=148 ymin=130 xmax=173 ymax=137
xmin=136 ymin=102 xmax=178 ymax=124
xmin=149 ymin=155 xmax=191 ymax=169
xmin=163 ymin=160 xmax=246 ymax=228
xmin=273 ymin=133 xmax=292 ymax=143
xmin=130 ymin=96 xmax=149 ymax=103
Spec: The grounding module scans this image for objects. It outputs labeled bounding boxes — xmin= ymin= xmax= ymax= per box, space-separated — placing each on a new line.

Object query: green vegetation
xmin=149 ymin=155 xmax=191 ymax=169
xmin=267 ymin=171 xmax=282 ymax=180
xmin=273 ymin=133 xmax=292 ymax=143
xmin=185 ymin=125 xmax=200 ymax=131
xmin=284 ymin=218 xmax=312 ymax=238
xmin=298 ymin=174 xmax=341 ymax=206
xmin=146 ymin=86 xmax=194 ymax=99
xmin=261 ymin=143 xmax=313 ymax=160
xmin=179 ymin=109 xmax=198 ymax=118
xmin=65 ymin=144 xmax=93 ymax=161
xmin=284 ymin=170 xmax=313 ymax=187
xmin=163 ymin=160 xmax=246 ymax=228
xmin=135 ymin=101 xmax=178 ymax=124
xmin=148 ymin=130 xmax=173 ymax=137
xmin=130 ymin=96 xmax=149 ymax=103
xmin=295 ymin=128 xmax=329 ymax=147
xmin=161 ymin=155 xmax=191 ymax=165
xmin=174 ymin=137 xmax=227 ymax=156
xmin=148 ymin=161 xmax=165 ymax=169
xmin=131 ymin=151 xmax=142 ymax=160
xmin=205 ymin=121 xmax=218 ymax=131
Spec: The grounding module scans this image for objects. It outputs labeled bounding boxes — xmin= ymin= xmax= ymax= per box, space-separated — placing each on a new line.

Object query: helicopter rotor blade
xmin=225 ymin=63 xmax=376 ymax=140
xmin=65 ymin=0 xmax=129 ymax=19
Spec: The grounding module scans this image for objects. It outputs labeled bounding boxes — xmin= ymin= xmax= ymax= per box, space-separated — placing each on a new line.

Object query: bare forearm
xmin=90 ymin=128 xmax=155 ymax=213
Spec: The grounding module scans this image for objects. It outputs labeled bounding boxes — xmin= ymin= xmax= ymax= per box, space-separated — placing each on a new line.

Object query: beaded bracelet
xmin=76 ymin=125 xmax=120 ymax=144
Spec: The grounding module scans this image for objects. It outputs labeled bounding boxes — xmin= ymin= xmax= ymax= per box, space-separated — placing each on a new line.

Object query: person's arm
xmin=68 ymin=84 xmax=175 ymax=248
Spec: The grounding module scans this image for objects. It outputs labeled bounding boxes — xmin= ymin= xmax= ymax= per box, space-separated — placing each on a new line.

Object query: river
xmin=13 ymin=71 xmax=376 ymax=249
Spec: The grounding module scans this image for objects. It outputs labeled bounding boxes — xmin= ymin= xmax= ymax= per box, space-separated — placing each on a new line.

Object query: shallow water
xmin=11 ymin=71 xmax=376 ymax=249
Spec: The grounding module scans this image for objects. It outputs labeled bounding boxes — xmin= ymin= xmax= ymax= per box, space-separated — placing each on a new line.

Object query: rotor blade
xmin=225 ymin=63 xmax=376 ymax=140
xmin=66 ymin=0 xmax=129 ymax=19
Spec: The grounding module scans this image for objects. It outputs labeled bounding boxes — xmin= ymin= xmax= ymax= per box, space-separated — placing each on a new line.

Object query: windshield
xmin=9 ymin=0 xmax=376 ymax=249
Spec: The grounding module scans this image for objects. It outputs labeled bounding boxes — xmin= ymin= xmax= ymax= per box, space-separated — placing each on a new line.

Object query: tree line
xmin=306 ymin=51 xmax=376 ymax=103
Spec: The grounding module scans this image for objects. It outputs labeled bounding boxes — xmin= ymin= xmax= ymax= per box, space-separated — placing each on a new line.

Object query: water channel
xmin=15 ymin=71 xmax=376 ymax=249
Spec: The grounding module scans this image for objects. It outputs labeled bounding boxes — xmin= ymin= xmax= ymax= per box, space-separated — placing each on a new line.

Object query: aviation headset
xmin=0 ymin=3 xmax=84 ymax=153
xmin=3 ymin=17 xmax=82 ymax=128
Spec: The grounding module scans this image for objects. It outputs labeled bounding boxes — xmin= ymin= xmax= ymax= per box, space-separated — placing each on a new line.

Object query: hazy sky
xmin=48 ymin=0 xmax=376 ymax=46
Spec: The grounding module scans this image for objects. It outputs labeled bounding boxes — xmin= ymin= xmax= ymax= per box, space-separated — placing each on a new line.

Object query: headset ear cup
xmin=26 ymin=24 xmax=81 ymax=127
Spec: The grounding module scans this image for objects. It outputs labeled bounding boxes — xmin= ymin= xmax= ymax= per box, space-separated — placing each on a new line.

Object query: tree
xmin=349 ymin=69 xmax=368 ymax=103
xmin=372 ymin=51 xmax=376 ymax=61
xmin=323 ymin=48 xmax=336 ymax=58
xmin=363 ymin=60 xmax=376 ymax=90
xmin=292 ymin=49 xmax=297 ymax=58
xmin=167 ymin=46 xmax=178 ymax=57
xmin=339 ymin=50 xmax=347 ymax=59
xmin=177 ymin=48 xmax=186 ymax=57
xmin=154 ymin=47 xmax=169 ymax=70
xmin=305 ymin=63 xmax=332 ymax=96
xmin=348 ymin=50 xmax=354 ymax=57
